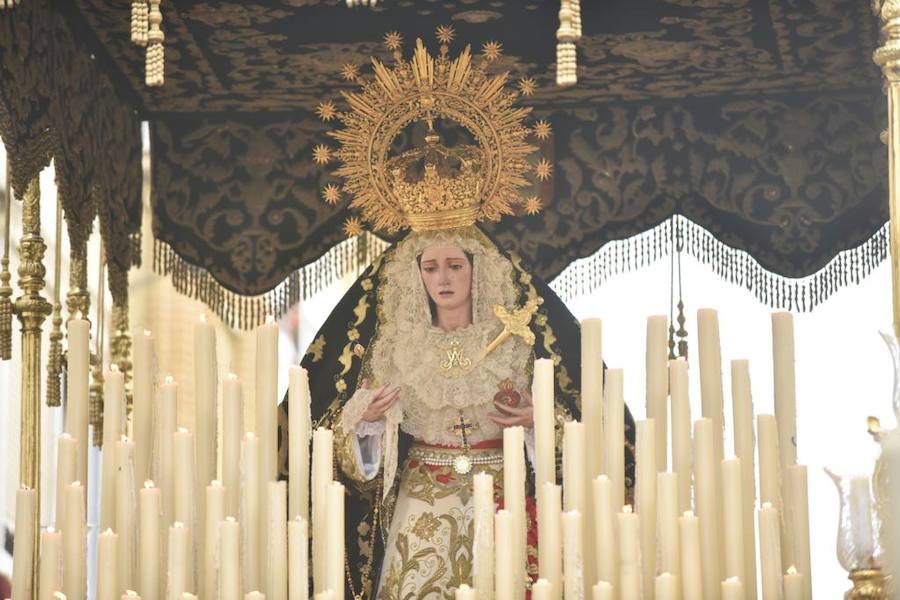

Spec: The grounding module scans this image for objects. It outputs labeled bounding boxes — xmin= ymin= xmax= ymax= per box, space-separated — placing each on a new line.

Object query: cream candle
xmin=721 ymin=458 xmax=745 ymax=585
xmin=116 ymin=436 xmax=137 ymax=592
xmin=669 ymin=358 xmax=692 ymax=514
xmin=288 ymin=517 xmax=308 ymax=600
xmin=223 ymin=374 xmax=243 ymax=519
xmin=592 ymin=476 xmax=618 ymax=593
xmin=563 ymin=510 xmax=583 ymax=600
xmin=288 ymin=366 xmax=311 ymax=522
xmin=98 ymin=529 xmax=120 ymax=600
xmin=635 ymin=419 xmax=657 ymax=598
xmin=194 ymin=314 xmax=218 ymax=578
xmin=122 ymin=591 xmax=141 ymax=600
xmin=758 ymin=414 xmax=788 ymax=569
xmin=563 ymin=419 xmax=590 ymax=588
xmin=65 ymin=317 xmax=90 ymax=488
xmin=473 ymin=472 xmax=495 ymax=599
xmin=646 ymin=315 xmax=668 ymax=471
xmin=605 ymin=369 xmax=625 ymax=511
xmin=204 ymin=481 xmax=226 ymax=600
xmin=617 ymin=506 xmax=640 ymax=600
xmin=132 ymin=329 xmax=156 ymax=495
xmin=63 ymin=482 xmax=86 ymax=600
xmin=657 ymin=472 xmax=681 ymax=579
xmin=758 ymin=502 xmax=783 ymax=600
xmin=655 ymin=572 xmax=678 ymax=600
xmin=101 ymin=365 xmax=126 ymax=531
xmin=592 ymin=581 xmax=613 ymax=600
xmin=55 ymin=433 xmax=77 ymax=529
xmin=785 ymin=465 xmax=811 ymax=600
xmin=771 ymin=312 xmax=797 ymax=469
xmin=267 ymin=481 xmax=288 ymax=600
xmin=697 ymin=308 xmax=725 ymax=465
xmin=455 ymin=584 xmax=476 ymax=600
xmin=581 ymin=319 xmax=604 ymax=481
xmin=783 ymin=566 xmax=804 ymax=600
xmin=503 ymin=425 xmax=526 ymax=596
xmin=138 ymin=481 xmax=161 ymax=600
xmin=220 ymin=517 xmax=241 ymax=600
xmin=324 ymin=482 xmax=345 ymax=600
xmin=533 ymin=357 xmax=556 ymax=491
xmin=494 ymin=510 xmax=514 ymax=600
xmin=730 ymin=359 xmax=758 ymax=600
xmin=310 ymin=427 xmax=333 ymax=593
xmin=12 ymin=487 xmax=36 ymax=600
xmin=694 ymin=418 xmax=722 ymax=600
xmin=678 ymin=511 xmax=702 ymax=600
xmin=246 ymin=593 xmax=266 ymax=600
xmin=39 ymin=527 xmax=62 ymax=600
xmin=530 ymin=580 xmax=551 ymax=600
xmin=242 ymin=433 xmax=261 ymax=594
xmin=721 ymin=576 xmax=743 ymax=600
xmin=256 ymin=317 xmax=279 ymax=588
xmin=173 ymin=428 xmax=196 ymax=593
xmin=167 ymin=523 xmax=189 ymax=600
xmin=538 ymin=483 xmax=561 ymax=599
xmin=158 ymin=376 xmax=178 ymax=532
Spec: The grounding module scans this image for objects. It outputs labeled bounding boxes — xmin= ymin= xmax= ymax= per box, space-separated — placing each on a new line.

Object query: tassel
xmin=0 ymin=167 xmax=12 ymax=360
xmin=556 ymin=1 xmax=578 ymax=86
xmin=131 ymin=0 xmax=149 ymax=46
xmin=145 ymin=0 xmax=164 ymax=87
xmin=45 ymin=305 xmax=63 ymax=407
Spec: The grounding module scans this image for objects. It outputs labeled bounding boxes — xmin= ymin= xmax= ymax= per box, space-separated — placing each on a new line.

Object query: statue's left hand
xmin=487 ymin=389 xmax=533 ymax=428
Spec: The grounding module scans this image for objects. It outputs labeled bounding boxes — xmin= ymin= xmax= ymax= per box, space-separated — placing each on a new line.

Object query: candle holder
xmin=846 ymin=568 xmax=887 ymax=599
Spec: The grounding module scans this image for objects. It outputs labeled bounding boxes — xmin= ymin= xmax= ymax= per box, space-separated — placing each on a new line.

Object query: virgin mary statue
xmin=277 ymin=34 xmax=635 ymax=599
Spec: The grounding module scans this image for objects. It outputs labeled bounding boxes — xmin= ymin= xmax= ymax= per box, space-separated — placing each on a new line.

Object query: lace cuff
xmin=356 ymin=419 xmax=386 ymax=437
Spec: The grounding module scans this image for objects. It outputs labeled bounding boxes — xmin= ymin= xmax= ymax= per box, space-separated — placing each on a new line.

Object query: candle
xmin=537 ymin=483 xmax=561 ymax=599
xmin=167 ymin=523 xmax=189 ymax=600
xmin=55 ymin=433 xmax=78 ymax=529
xmin=173 ymin=429 xmax=196 ymax=593
xmin=646 ymin=315 xmax=668 ymax=471
xmin=256 ymin=318 xmax=280 ymax=588
xmin=204 ymin=481 xmax=225 ymax=600
xmin=617 ymin=506 xmax=640 ymax=600
xmin=730 ymin=359 xmax=758 ymax=600
xmin=310 ymin=428 xmax=333 ymax=592
xmin=132 ymin=329 xmax=156 ymax=497
xmin=288 ymin=517 xmax=308 ymax=600
xmin=721 ymin=576 xmax=743 ymax=600
xmin=98 ymin=529 xmax=120 ymax=600
xmin=324 ymin=482 xmax=345 ymax=600
xmin=655 ymin=572 xmax=678 ymax=600
xmin=657 ymin=472 xmax=681 ymax=578
xmin=758 ymin=414 xmax=788 ymax=569
xmin=267 ymin=482 xmax=288 ymax=600
xmin=504 ymin=425 xmax=526 ymax=596
xmin=473 ymin=473 xmax=495 ymax=598
xmin=581 ymin=319 xmax=604 ymax=481
xmin=455 ymin=584 xmax=476 ymax=600
xmin=678 ymin=511 xmax=702 ymax=600
xmin=288 ymin=367 xmax=311 ymax=522
xmin=65 ymin=317 xmax=90 ymax=488
xmin=697 ymin=308 xmax=725 ymax=466
xmin=246 ymin=594 xmax=266 ymax=600
xmin=592 ymin=581 xmax=613 ymax=600
xmin=223 ymin=374 xmax=243 ymax=518
xmin=783 ymin=566 xmax=804 ymax=600
xmin=694 ymin=418 xmax=723 ymax=600
xmin=138 ymin=482 xmax=161 ymax=600
xmin=592 ymin=476 xmax=618 ymax=592
xmin=12 ymin=487 xmax=36 ymax=600
xmin=635 ymin=419 xmax=656 ymax=598
xmin=242 ymin=433 xmax=261 ymax=593
xmin=721 ymin=458 xmax=745 ymax=584
xmin=494 ymin=510 xmax=514 ymax=600
xmin=313 ymin=593 xmax=332 ymax=600
xmin=220 ymin=517 xmax=241 ymax=600
xmin=785 ymin=465 xmax=811 ymax=600
xmin=758 ymin=502 xmax=783 ymax=600
xmin=39 ymin=527 xmax=62 ymax=600
xmin=604 ymin=369 xmax=625 ymax=511
xmin=563 ymin=420 xmax=589 ymax=589
xmin=101 ymin=366 xmax=126 ymax=531
xmin=122 ymin=591 xmax=141 ymax=599
xmin=669 ymin=358 xmax=692 ymax=514
xmin=563 ymin=510 xmax=583 ymax=600
xmin=772 ymin=312 xmax=797 ymax=468
xmin=158 ymin=377 xmax=178 ymax=533
xmin=533 ymin=357 xmax=557 ymax=491
xmin=194 ymin=314 xmax=218 ymax=580
xmin=63 ymin=482 xmax=86 ymax=600
xmin=116 ymin=436 xmax=137 ymax=592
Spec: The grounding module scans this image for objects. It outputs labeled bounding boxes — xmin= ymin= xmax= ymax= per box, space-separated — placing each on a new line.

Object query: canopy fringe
xmin=549 ymin=215 xmax=890 ymax=312
xmin=153 ymin=233 xmax=390 ymax=330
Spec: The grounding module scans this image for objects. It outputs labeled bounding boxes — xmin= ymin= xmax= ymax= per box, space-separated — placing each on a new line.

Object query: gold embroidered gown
xmin=333 ymin=228 xmax=538 ymax=599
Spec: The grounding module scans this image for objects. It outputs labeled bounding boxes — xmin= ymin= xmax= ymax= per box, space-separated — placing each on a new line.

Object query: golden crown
xmin=313 ymin=28 xmax=553 ymax=236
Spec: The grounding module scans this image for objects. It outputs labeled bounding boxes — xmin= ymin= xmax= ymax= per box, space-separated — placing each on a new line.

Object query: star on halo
xmin=341 ymin=63 xmax=360 ymax=81
xmin=322 ymin=184 xmax=342 ymax=205
xmin=384 ymin=31 xmax=403 ymax=51
xmin=518 ymin=76 xmax=537 ymax=97
xmin=343 ymin=216 xmax=364 ymax=237
xmin=435 ymin=25 xmax=455 ymax=44
xmin=532 ymin=120 xmax=552 ymax=141
xmin=523 ymin=195 xmax=543 ymax=215
xmin=535 ymin=158 xmax=553 ymax=181
xmin=312 ymin=144 xmax=331 ymax=165
xmin=481 ymin=41 xmax=503 ymax=61
xmin=316 ymin=101 xmax=337 ymax=121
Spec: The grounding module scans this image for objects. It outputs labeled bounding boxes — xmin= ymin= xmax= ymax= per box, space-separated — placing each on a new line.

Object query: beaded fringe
xmin=549 ymin=215 xmax=890 ymax=312
xmin=153 ymin=233 xmax=390 ymax=330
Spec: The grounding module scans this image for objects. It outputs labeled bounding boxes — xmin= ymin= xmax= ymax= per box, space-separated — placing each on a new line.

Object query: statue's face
xmin=419 ymin=243 xmax=473 ymax=312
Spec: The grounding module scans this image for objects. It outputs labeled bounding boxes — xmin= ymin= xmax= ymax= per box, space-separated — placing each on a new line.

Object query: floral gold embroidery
xmin=412 ymin=512 xmax=441 ymax=542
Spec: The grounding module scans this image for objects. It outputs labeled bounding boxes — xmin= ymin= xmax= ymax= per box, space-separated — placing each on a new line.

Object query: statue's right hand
xmin=360 ymin=379 xmax=401 ymax=422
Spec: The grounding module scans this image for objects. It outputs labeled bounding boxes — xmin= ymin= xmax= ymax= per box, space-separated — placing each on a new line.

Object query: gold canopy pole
xmin=875 ymin=0 xmax=900 ymax=341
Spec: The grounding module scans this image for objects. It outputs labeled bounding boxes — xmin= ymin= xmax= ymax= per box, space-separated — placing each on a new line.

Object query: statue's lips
xmin=438 ymin=290 xmax=453 ymax=296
